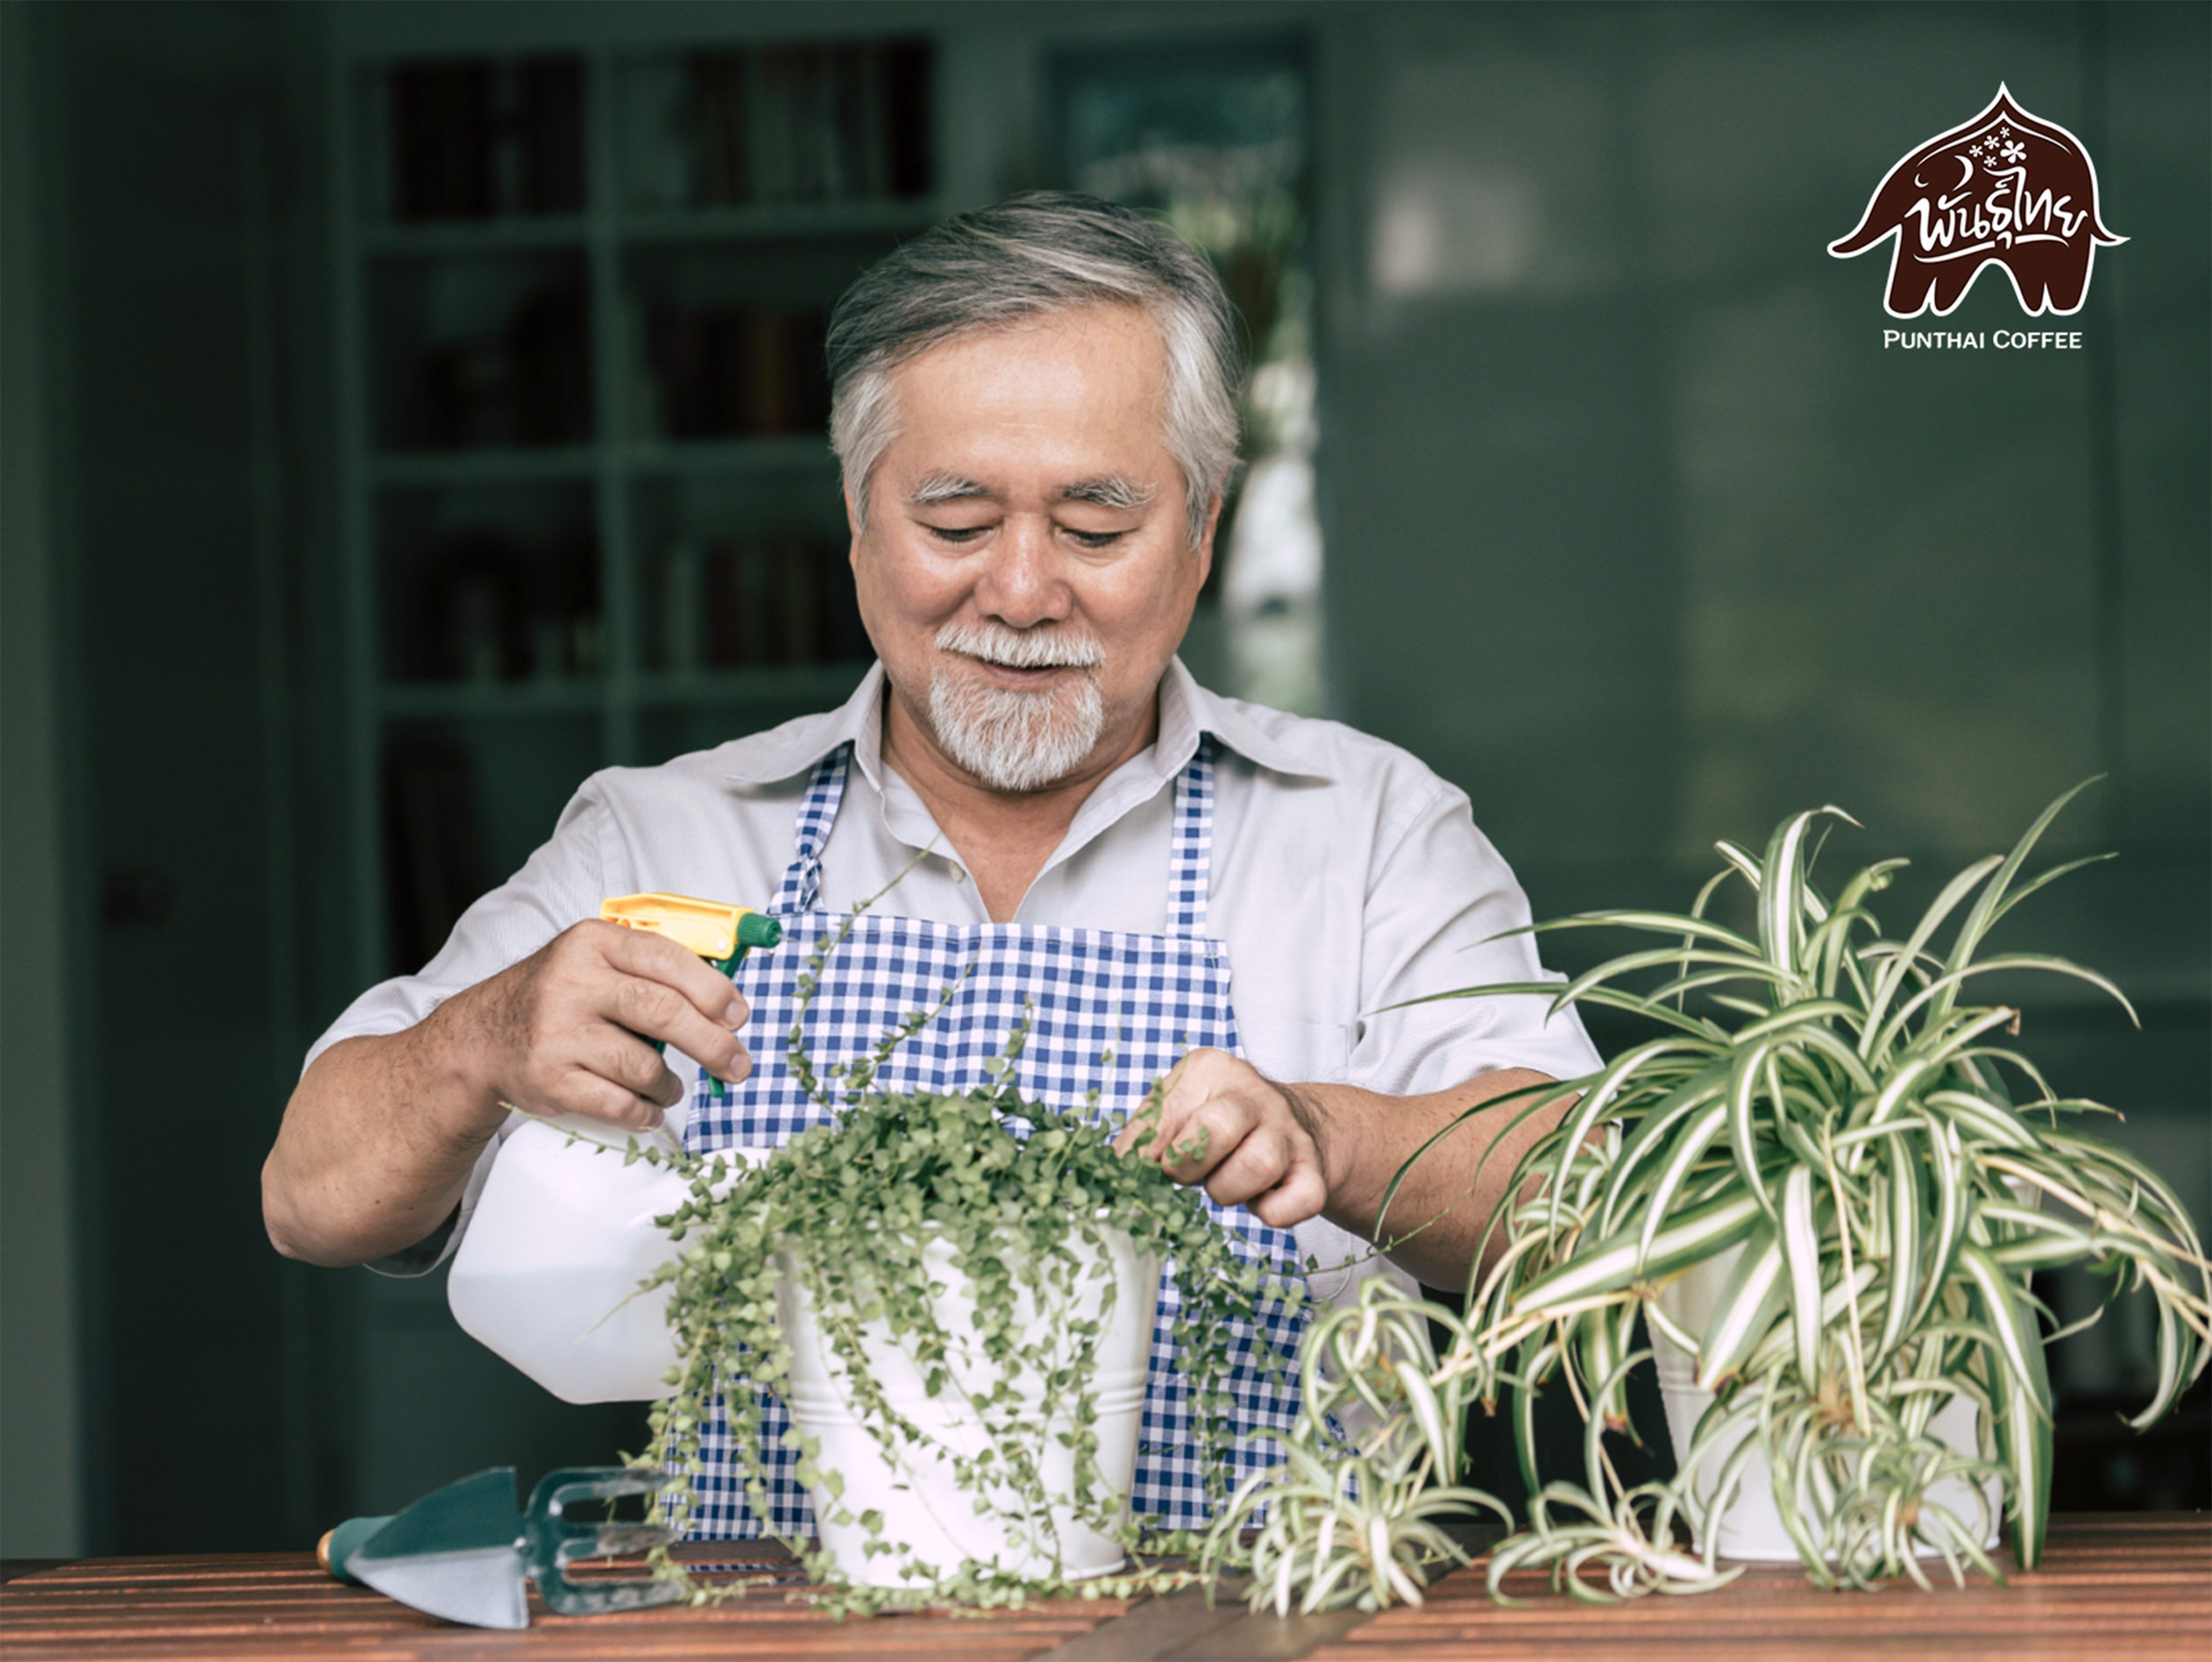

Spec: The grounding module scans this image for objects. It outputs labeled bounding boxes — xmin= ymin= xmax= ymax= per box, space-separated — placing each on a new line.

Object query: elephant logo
xmin=1830 ymin=84 xmax=2122 ymax=318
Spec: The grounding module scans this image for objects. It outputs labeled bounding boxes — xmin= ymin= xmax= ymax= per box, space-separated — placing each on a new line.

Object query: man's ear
xmin=1192 ymin=492 xmax=1224 ymax=590
xmin=844 ymin=485 xmax=863 ymax=572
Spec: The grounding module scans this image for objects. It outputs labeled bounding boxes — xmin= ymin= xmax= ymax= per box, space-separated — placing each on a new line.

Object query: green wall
xmin=1315 ymin=0 xmax=2209 ymax=1418
xmin=1 ymin=0 xmax=84 ymax=1563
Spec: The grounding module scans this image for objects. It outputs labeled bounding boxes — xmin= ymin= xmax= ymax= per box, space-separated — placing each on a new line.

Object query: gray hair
xmin=827 ymin=192 xmax=1242 ymax=551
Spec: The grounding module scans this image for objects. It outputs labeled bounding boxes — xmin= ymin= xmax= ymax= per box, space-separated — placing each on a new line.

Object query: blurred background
xmin=1 ymin=0 xmax=2203 ymax=1557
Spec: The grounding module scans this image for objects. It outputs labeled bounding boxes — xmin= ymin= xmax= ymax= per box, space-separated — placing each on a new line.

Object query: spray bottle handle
xmin=598 ymin=894 xmax=782 ymax=1055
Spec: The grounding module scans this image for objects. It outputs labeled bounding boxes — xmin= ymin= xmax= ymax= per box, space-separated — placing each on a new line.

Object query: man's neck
xmin=878 ymin=682 xmax=1160 ymax=923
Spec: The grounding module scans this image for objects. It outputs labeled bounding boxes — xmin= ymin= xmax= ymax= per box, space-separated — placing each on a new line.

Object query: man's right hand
xmin=261 ymin=919 xmax=755 ymax=1267
xmin=459 ymin=919 xmax=754 ymax=1133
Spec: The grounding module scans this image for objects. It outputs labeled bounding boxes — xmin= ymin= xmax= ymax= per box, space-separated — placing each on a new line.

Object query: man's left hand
xmin=1112 ymin=1049 xmax=1331 ymax=1230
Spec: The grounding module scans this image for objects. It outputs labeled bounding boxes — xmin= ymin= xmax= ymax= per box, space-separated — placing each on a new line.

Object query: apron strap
xmin=773 ymin=744 xmax=851 ymax=916
xmin=1169 ymin=735 xmax=1215 ymax=939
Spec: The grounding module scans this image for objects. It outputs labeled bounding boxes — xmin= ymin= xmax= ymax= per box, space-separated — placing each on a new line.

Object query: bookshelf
xmin=334 ymin=36 xmax=940 ymax=980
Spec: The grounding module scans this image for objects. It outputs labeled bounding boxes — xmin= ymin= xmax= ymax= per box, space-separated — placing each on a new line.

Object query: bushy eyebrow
xmin=904 ymin=474 xmax=1156 ymax=511
xmin=906 ymin=472 xmax=994 ymax=507
xmin=1058 ymin=476 xmax=1156 ymax=511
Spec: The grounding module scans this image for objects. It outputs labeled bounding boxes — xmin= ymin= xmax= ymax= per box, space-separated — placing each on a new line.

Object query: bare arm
xmin=1115 ymin=1051 xmax=1573 ymax=1293
xmin=262 ymin=921 xmax=756 ymax=1267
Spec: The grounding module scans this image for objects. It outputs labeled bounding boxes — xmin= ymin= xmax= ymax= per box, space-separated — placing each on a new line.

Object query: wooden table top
xmin=1304 ymin=1514 xmax=2212 ymax=1662
xmin=2 ymin=1515 xmax=2203 ymax=1662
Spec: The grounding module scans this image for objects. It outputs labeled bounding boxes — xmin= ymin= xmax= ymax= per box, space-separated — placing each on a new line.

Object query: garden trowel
xmin=319 ymin=1466 xmax=680 ymax=1628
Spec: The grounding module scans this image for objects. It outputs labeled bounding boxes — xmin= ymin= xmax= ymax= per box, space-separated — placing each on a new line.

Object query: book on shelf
xmin=389 ymin=56 xmax=586 ymax=221
xmin=662 ymin=533 xmax=868 ymax=671
xmin=631 ymin=39 xmax=932 ymax=210
xmin=395 ymin=527 xmax=599 ymax=684
xmin=639 ymin=302 xmax=830 ymax=440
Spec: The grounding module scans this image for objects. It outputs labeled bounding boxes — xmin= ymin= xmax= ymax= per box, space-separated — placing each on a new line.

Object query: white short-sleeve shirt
xmin=313 ymin=659 xmax=1600 ymax=1293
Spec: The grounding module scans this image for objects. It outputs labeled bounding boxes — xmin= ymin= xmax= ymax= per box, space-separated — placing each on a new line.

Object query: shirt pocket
xmin=1233 ymin=1014 xmax=1353 ymax=1087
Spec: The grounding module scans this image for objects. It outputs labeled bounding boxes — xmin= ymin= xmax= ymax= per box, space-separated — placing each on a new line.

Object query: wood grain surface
xmin=1304 ymin=1514 xmax=2212 ymax=1662
xmin=0 ymin=1540 xmax=1131 ymax=1661
xmin=3 ymin=1516 xmax=2205 ymax=1662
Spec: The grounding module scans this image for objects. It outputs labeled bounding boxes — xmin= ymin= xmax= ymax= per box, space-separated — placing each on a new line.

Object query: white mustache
xmin=934 ymin=621 xmax=1103 ymax=671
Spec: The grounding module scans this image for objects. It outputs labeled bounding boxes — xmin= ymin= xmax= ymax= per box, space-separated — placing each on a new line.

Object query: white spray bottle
xmin=446 ymin=895 xmax=781 ymax=1403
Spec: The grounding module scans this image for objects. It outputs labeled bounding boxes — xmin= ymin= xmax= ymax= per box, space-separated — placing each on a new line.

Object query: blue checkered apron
xmin=681 ymin=737 xmax=1308 ymax=1538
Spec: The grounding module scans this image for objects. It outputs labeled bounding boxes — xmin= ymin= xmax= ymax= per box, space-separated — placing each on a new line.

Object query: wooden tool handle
xmin=315 ymin=1515 xmax=393 ymax=1585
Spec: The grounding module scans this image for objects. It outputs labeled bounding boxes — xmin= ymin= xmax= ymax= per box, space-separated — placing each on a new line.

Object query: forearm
xmin=261 ymin=997 xmax=507 ymax=1268
xmin=1292 ymin=1068 xmax=1572 ymax=1293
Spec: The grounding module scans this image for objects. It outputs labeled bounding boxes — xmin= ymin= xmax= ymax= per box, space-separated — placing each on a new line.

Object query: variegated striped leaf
xmin=1511 ymin=1190 xmax=1764 ymax=1314
xmin=1780 ymin=1165 xmax=1826 ymax=1385
xmin=1695 ymin=1220 xmax=1788 ymax=1390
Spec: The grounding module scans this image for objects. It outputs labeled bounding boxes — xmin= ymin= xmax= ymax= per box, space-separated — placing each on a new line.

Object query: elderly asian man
xmin=263 ymin=192 xmax=1598 ymax=1535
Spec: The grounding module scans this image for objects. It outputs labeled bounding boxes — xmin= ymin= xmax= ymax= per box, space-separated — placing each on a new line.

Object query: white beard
xmin=925 ymin=622 xmax=1107 ymax=793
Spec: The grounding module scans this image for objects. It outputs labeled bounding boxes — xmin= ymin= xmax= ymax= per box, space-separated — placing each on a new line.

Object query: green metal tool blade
xmin=349 ymin=1467 xmax=528 ymax=1629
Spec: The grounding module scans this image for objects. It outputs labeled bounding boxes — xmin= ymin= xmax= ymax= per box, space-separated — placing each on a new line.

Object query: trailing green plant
xmin=623 ymin=895 xmax=1303 ymax=1614
xmin=1209 ymin=783 xmax=2211 ymax=1607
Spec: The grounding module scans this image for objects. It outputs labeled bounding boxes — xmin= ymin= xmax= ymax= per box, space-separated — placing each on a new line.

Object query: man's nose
xmin=971 ymin=519 xmax=1071 ymax=629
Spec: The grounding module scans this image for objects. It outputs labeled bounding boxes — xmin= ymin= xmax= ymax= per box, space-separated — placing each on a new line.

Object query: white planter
xmin=1652 ymin=1246 xmax=2000 ymax=1563
xmin=776 ymin=1226 xmax=1161 ymax=1590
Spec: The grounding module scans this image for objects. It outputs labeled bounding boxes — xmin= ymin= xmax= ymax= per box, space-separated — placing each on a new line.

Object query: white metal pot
xmin=776 ymin=1226 xmax=1162 ymax=1590
xmin=1652 ymin=1246 xmax=2000 ymax=1562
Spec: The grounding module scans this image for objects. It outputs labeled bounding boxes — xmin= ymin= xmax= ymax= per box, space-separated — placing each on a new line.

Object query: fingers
xmin=473 ymin=919 xmax=761 ymax=1131
xmin=1201 ymin=1119 xmax=1299 ymax=1208
xmin=503 ymin=1019 xmax=680 ymax=1130
xmin=1245 ymin=1158 xmax=1329 ymax=1230
xmin=604 ymin=969 xmax=751 ymax=1085
xmin=1123 ymin=1050 xmax=1329 ymax=1230
xmin=590 ymin=922 xmax=754 ymax=1082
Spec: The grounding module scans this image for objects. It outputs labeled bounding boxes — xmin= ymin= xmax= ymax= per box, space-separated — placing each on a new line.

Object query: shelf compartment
xmin=376 ymin=481 xmax=600 ymax=686
xmin=367 ymin=247 xmax=593 ymax=453
xmin=629 ymin=470 xmax=861 ymax=678
xmin=363 ymin=55 xmax=587 ymax=229
xmin=615 ymin=40 xmax=932 ymax=216
xmin=619 ymin=231 xmax=907 ymax=446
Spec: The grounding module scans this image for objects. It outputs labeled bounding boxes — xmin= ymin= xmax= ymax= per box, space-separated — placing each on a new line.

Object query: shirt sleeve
xmin=1346 ymin=778 xmax=1603 ymax=1099
xmin=302 ymin=781 xmax=623 ymax=1276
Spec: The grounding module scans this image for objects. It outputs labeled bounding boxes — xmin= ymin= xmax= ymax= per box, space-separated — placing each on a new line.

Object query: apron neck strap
xmin=772 ymin=734 xmax=1217 ymax=935
xmin=1169 ymin=734 xmax=1215 ymax=938
xmin=773 ymin=744 xmax=851 ymax=915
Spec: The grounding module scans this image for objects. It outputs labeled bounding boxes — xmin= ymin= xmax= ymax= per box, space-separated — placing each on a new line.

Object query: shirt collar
xmin=717 ymin=656 xmax=1337 ymax=788
xmin=1162 ymin=658 xmax=1334 ymax=781
xmin=717 ymin=663 xmax=887 ymax=786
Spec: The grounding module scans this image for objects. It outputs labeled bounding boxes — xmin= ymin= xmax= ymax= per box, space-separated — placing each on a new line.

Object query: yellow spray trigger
xmin=599 ymin=893 xmax=782 ymax=977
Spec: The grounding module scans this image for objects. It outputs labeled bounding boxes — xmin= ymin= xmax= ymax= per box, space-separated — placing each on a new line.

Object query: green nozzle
xmin=737 ymin=912 xmax=783 ymax=950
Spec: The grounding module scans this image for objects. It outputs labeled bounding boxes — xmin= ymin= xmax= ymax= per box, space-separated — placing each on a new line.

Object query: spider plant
xmin=1199 ymin=1283 xmax=1509 ymax=1614
xmin=1208 ymin=783 xmax=2211 ymax=1604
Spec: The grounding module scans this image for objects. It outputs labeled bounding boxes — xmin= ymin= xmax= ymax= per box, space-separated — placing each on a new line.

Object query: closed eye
xmin=920 ymin=521 xmax=990 ymax=546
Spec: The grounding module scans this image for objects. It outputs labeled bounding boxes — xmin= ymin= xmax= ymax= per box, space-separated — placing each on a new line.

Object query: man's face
xmin=849 ymin=303 xmax=1216 ymax=794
